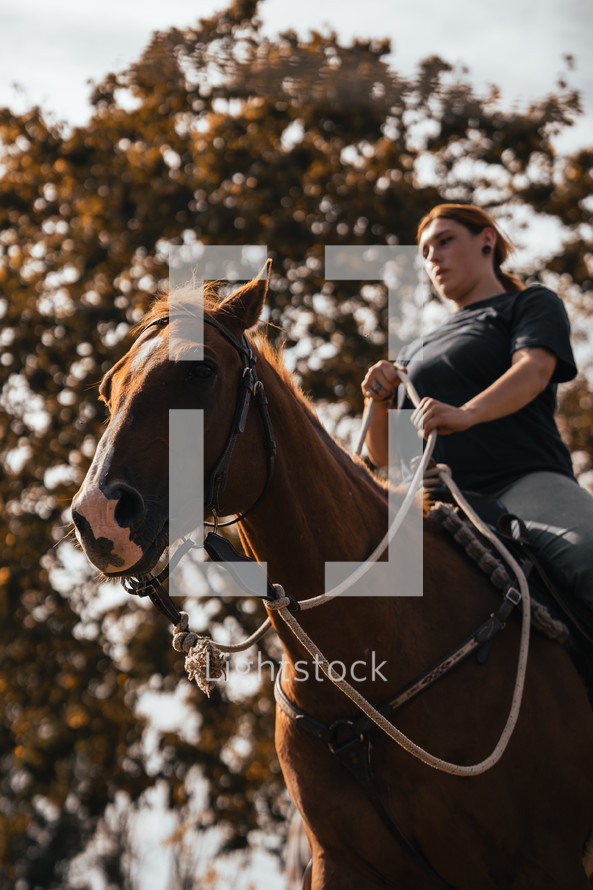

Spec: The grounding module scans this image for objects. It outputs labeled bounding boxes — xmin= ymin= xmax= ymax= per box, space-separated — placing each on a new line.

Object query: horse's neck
xmin=237 ymin=370 xmax=414 ymax=709
xmin=239 ymin=375 xmax=388 ymax=596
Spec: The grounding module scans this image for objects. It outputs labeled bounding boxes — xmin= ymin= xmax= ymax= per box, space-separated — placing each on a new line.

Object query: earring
xmin=482 ymin=245 xmax=492 ymax=255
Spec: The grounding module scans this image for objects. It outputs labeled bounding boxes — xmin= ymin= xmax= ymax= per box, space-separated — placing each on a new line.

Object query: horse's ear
xmin=216 ymin=260 xmax=271 ymax=333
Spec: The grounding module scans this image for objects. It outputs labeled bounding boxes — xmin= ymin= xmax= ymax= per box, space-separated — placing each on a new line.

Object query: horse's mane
xmin=135 ymin=282 xmax=222 ymax=330
xmin=251 ymin=336 xmax=387 ymax=492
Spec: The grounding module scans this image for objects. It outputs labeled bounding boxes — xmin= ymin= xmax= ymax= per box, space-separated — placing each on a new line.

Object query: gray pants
xmin=495 ymin=472 xmax=593 ymax=609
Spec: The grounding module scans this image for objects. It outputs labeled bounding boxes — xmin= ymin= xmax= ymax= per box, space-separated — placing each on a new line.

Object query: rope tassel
xmin=172 ymin=611 xmax=227 ymax=695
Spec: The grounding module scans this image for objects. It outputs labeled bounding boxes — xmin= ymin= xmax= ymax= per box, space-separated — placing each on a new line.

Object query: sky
xmin=0 ymin=0 xmax=591 ymax=153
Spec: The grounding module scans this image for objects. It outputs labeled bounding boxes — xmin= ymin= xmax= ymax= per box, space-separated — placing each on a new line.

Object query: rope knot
xmin=265 ymin=584 xmax=294 ymax=611
xmin=172 ymin=611 xmax=198 ymax=652
xmin=171 ymin=611 xmax=227 ymax=695
xmin=184 ymin=638 xmax=227 ymax=696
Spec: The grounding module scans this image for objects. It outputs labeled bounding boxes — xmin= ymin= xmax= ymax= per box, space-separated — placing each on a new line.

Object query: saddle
xmin=426 ymin=484 xmax=593 ymax=698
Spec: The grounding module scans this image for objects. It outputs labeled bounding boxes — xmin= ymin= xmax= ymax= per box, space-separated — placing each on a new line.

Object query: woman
xmin=362 ymin=203 xmax=593 ymax=610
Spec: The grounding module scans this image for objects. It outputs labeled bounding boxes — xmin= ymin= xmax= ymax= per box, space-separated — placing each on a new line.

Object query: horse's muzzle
xmin=71 ymin=478 xmax=167 ymax=576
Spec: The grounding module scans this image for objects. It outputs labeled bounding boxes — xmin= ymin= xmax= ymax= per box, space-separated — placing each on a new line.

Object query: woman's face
xmin=419 ymin=217 xmax=495 ymax=306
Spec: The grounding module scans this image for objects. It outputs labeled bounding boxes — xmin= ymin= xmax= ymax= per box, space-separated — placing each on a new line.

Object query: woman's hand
xmin=411 ymin=398 xmax=476 ymax=438
xmin=361 ymin=361 xmax=403 ymax=403
xmin=411 ymin=348 xmax=558 ymax=439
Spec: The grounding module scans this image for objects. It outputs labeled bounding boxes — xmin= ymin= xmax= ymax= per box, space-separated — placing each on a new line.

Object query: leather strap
xmin=202 ymin=317 xmax=277 ymax=526
xmin=274 ymin=674 xmax=456 ymax=889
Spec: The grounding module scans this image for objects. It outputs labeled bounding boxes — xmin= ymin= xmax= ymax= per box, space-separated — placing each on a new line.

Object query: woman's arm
xmin=361 ymin=360 xmax=402 ymax=467
xmin=413 ymin=346 xmax=558 ymax=438
xmin=365 ymin=401 xmax=390 ymax=467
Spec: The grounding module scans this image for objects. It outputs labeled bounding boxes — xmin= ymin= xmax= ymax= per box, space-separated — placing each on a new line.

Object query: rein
xmin=264 ymin=391 xmax=530 ymax=777
xmin=121 ymin=317 xmax=531 ymax=777
xmin=118 ymin=322 xmax=534 ymax=887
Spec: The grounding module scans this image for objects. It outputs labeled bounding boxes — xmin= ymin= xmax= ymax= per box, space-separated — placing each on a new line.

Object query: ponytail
xmin=496 ymin=268 xmax=523 ymax=292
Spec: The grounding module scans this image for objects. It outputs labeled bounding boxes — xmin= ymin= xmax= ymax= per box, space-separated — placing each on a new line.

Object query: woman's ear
xmin=481 ymin=226 xmax=497 ymax=253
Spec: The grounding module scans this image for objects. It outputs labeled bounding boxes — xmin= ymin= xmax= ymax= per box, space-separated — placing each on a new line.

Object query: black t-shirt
xmin=396 ymin=285 xmax=577 ymax=494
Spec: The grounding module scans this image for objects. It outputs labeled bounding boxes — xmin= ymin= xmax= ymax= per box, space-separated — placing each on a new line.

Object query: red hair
xmin=417 ymin=204 xmax=524 ymax=292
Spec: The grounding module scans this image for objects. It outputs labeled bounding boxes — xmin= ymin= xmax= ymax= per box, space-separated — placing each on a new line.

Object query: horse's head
xmin=72 ymin=262 xmax=272 ymax=578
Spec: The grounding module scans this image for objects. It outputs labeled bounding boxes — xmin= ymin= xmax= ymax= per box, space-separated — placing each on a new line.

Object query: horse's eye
xmin=185 ymin=362 xmax=216 ymax=382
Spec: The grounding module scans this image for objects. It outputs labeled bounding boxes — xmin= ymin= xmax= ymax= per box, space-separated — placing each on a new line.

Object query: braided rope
xmin=429 ymin=503 xmax=512 ymax=590
xmin=429 ymin=501 xmax=570 ymax=645
xmin=268 ymin=467 xmax=531 ymax=776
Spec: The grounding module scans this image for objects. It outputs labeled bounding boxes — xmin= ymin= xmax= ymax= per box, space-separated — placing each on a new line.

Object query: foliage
xmin=1 ymin=0 xmax=592 ymax=885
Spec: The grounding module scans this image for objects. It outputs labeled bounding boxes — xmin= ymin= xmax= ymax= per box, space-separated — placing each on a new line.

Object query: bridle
xmin=199 ymin=314 xmax=276 ymax=528
xmin=120 ymin=312 xmax=279 ymax=621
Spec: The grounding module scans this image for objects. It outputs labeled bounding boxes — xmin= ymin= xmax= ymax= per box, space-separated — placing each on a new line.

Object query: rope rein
xmin=171 ymin=368 xmax=531 ymax=776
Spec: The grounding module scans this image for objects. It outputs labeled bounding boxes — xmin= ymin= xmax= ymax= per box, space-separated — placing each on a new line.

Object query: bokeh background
xmin=1 ymin=0 xmax=592 ymax=887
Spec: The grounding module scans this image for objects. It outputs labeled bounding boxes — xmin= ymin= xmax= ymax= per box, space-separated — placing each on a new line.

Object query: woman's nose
xmin=425 ymin=246 xmax=438 ymax=266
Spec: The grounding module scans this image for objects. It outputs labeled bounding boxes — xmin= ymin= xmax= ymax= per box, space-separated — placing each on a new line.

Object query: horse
xmin=72 ymin=264 xmax=593 ymax=889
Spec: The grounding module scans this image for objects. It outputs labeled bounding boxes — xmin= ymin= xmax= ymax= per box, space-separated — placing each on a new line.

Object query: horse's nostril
xmin=110 ymin=483 xmax=145 ymax=527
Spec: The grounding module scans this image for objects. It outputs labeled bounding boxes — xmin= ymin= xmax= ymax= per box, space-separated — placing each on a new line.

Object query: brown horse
xmin=72 ymin=267 xmax=593 ymax=889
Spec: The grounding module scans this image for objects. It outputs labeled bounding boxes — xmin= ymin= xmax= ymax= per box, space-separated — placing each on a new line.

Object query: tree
xmin=1 ymin=0 xmax=591 ymax=885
